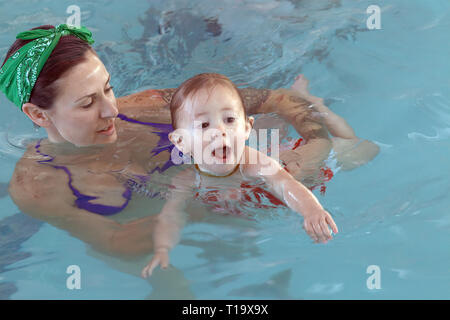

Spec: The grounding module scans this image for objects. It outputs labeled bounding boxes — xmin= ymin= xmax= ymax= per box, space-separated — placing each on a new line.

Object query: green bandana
xmin=0 ymin=24 xmax=94 ymax=110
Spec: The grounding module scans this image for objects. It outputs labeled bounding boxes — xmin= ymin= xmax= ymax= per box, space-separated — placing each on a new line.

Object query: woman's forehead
xmin=64 ymin=54 xmax=106 ymax=84
xmin=54 ymin=54 xmax=109 ymax=100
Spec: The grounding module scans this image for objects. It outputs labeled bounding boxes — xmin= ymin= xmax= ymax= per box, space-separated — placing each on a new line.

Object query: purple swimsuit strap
xmin=117 ymin=113 xmax=179 ymax=174
xmin=35 ymin=139 xmax=132 ymax=216
xmin=33 ymin=113 xmax=178 ymax=216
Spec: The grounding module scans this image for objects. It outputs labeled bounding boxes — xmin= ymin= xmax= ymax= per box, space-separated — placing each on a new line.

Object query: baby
xmin=141 ymin=73 xmax=339 ymax=278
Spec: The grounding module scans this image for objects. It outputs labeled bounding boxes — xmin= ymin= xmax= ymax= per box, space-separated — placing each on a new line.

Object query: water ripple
xmin=410 ymin=91 xmax=450 ymax=141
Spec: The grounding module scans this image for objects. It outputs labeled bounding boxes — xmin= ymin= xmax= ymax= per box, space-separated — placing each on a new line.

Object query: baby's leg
xmin=291 ymin=75 xmax=380 ymax=171
xmin=291 ymin=75 xmax=356 ymax=139
xmin=330 ymin=137 xmax=380 ymax=171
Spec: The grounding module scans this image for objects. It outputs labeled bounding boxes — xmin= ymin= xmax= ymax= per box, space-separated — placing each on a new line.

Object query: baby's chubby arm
xmin=242 ymin=147 xmax=338 ymax=243
xmin=141 ymin=168 xmax=194 ymax=278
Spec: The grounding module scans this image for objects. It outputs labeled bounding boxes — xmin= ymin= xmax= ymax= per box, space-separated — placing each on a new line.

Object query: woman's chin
xmin=96 ymin=131 xmax=118 ymax=145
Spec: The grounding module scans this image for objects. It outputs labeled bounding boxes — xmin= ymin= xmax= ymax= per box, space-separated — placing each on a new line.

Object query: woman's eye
xmin=202 ymin=122 xmax=209 ymax=129
xmin=106 ymin=86 xmax=114 ymax=93
xmin=81 ymin=100 xmax=93 ymax=108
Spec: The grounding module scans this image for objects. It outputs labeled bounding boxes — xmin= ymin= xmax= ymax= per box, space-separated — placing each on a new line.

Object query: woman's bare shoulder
xmin=9 ymin=145 xmax=72 ymax=214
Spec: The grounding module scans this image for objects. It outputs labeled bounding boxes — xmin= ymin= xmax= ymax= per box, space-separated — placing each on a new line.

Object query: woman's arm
xmin=240 ymin=87 xmax=330 ymax=140
xmin=240 ymin=87 xmax=332 ymax=182
xmin=118 ymin=87 xmax=329 ymax=142
xmin=117 ymin=86 xmax=333 ymax=182
xmin=117 ymin=88 xmax=176 ymax=111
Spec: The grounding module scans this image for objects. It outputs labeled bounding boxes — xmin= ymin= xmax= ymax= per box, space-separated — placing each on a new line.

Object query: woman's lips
xmin=97 ymin=123 xmax=115 ymax=136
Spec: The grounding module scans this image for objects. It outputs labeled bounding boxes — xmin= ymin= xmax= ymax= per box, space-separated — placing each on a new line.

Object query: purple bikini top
xmin=34 ymin=113 xmax=177 ymax=216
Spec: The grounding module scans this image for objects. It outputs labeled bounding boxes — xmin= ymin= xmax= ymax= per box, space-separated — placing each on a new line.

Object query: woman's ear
xmin=22 ymin=103 xmax=53 ymax=128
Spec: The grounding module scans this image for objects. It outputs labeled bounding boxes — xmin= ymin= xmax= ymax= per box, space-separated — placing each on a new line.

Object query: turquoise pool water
xmin=0 ymin=0 xmax=449 ymax=299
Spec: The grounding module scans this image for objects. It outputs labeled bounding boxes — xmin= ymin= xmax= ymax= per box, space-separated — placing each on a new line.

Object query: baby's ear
xmin=169 ymin=129 xmax=191 ymax=154
xmin=245 ymin=116 xmax=254 ymax=140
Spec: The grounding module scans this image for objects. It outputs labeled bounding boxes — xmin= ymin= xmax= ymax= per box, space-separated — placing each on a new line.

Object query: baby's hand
xmin=141 ymin=248 xmax=170 ymax=278
xmin=302 ymin=209 xmax=338 ymax=243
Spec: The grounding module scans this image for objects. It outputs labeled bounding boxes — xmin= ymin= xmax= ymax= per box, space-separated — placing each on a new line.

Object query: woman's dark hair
xmin=1 ymin=25 xmax=97 ymax=109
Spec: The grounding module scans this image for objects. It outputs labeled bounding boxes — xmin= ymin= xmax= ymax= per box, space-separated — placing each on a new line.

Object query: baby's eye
xmin=226 ymin=117 xmax=235 ymax=123
xmin=202 ymin=122 xmax=209 ymax=129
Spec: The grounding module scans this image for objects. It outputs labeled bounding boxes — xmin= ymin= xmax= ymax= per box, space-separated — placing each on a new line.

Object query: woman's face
xmin=44 ymin=51 xmax=118 ymax=146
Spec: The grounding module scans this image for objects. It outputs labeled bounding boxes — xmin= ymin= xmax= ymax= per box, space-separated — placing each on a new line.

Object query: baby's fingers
xmin=326 ymin=215 xmax=339 ymax=234
xmin=160 ymin=254 xmax=170 ymax=269
xmin=312 ymin=223 xmax=328 ymax=243
xmin=319 ymin=219 xmax=332 ymax=241
xmin=303 ymin=221 xmax=319 ymax=242
xmin=141 ymin=258 xmax=161 ymax=278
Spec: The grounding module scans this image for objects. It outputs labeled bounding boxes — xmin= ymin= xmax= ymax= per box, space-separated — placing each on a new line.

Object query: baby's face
xmin=174 ymin=85 xmax=252 ymax=176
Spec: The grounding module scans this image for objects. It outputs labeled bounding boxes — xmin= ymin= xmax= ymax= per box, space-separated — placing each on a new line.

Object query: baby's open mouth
xmin=212 ymin=146 xmax=230 ymax=160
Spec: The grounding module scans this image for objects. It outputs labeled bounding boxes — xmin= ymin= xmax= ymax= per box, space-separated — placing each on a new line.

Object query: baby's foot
xmin=291 ymin=75 xmax=326 ymax=107
xmin=291 ymin=74 xmax=310 ymax=97
xmin=291 ymin=74 xmax=330 ymax=122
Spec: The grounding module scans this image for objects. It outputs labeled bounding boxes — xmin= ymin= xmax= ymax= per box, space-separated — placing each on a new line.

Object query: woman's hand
xmin=141 ymin=248 xmax=170 ymax=278
xmin=302 ymin=208 xmax=338 ymax=244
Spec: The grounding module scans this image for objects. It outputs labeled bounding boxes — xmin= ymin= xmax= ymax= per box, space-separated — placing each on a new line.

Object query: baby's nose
xmin=215 ymin=124 xmax=227 ymax=137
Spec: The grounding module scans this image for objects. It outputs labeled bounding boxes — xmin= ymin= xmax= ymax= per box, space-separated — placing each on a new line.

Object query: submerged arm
xmin=9 ymin=153 xmax=162 ymax=257
xmin=141 ymin=168 xmax=193 ymax=278
xmin=8 ymin=159 xmax=125 ymax=255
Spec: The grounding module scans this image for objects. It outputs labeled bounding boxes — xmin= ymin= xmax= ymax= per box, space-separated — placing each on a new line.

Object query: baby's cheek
xmin=188 ymin=134 xmax=209 ymax=162
xmin=192 ymin=132 xmax=206 ymax=151
xmin=233 ymin=128 xmax=248 ymax=144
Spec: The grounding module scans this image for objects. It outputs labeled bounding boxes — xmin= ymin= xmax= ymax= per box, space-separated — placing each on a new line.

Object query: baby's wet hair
xmin=170 ymin=73 xmax=247 ymax=129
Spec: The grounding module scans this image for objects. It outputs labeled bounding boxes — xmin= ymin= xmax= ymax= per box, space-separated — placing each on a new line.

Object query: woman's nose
xmin=100 ymin=97 xmax=118 ymax=118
